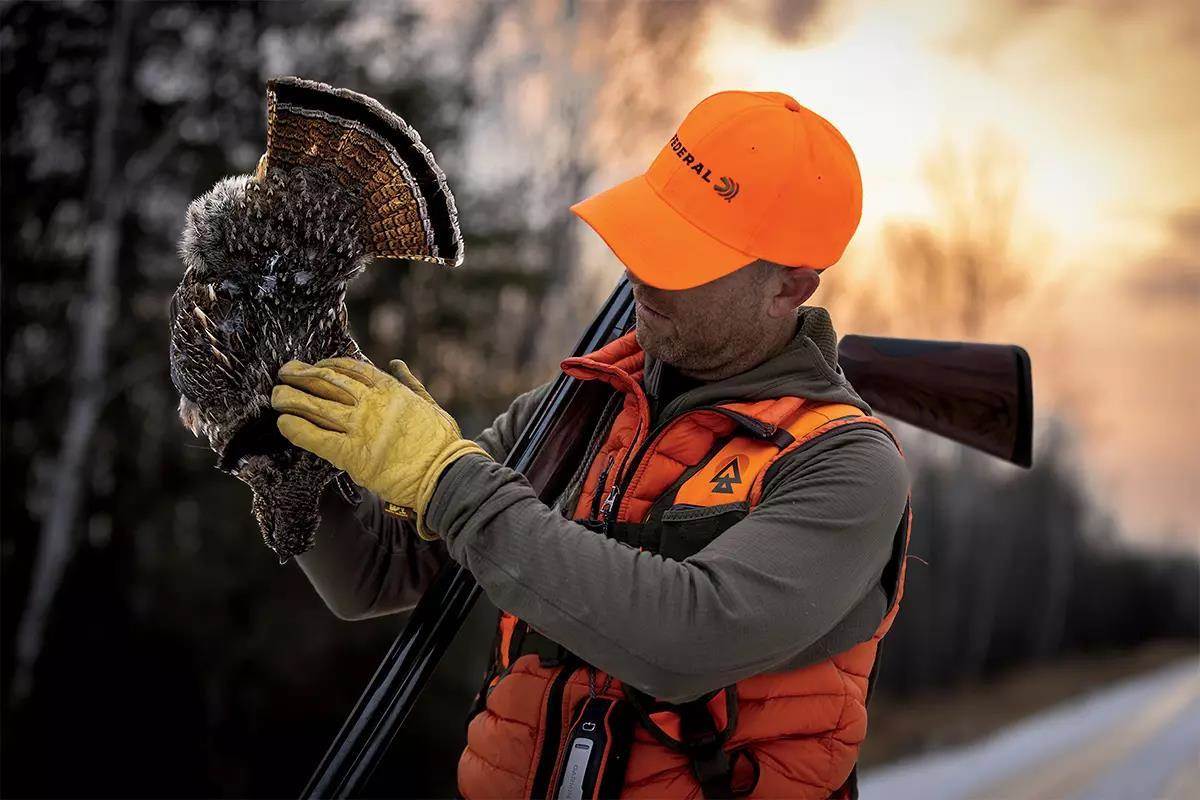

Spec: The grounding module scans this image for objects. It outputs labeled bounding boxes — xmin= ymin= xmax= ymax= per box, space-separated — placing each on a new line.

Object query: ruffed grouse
xmin=169 ymin=76 xmax=463 ymax=562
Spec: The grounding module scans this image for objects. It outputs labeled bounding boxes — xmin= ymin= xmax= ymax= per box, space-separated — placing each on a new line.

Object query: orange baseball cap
xmin=570 ymin=90 xmax=862 ymax=290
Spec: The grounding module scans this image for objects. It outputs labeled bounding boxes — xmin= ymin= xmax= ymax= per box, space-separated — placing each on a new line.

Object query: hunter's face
xmin=628 ymin=262 xmax=778 ymax=377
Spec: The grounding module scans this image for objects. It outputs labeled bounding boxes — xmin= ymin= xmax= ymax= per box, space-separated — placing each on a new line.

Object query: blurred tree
xmin=8 ymin=0 xmax=138 ymax=707
xmin=869 ymin=133 xmax=1037 ymax=681
xmin=413 ymin=0 xmax=714 ymax=419
xmin=885 ymin=132 xmax=1030 ymax=340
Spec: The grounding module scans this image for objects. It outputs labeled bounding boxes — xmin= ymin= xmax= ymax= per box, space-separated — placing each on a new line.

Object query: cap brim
xmin=570 ymin=175 xmax=756 ymax=290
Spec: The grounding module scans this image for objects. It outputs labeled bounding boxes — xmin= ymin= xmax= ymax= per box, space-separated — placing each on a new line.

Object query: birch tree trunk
xmin=10 ymin=0 xmax=137 ymax=706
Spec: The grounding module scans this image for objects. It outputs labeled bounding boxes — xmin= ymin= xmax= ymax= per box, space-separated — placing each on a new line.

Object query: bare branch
xmin=10 ymin=0 xmax=138 ymax=707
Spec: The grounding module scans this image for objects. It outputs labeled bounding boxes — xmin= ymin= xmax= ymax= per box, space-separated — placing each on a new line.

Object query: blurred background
xmin=2 ymin=0 xmax=1197 ymax=797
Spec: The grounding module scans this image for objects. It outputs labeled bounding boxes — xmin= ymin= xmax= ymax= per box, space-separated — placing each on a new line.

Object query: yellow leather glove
xmin=270 ymin=357 xmax=489 ymax=540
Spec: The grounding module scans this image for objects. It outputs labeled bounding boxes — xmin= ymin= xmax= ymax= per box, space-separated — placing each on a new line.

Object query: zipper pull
xmin=599 ymin=484 xmax=621 ymax=519
xmin=589 ymin=454 xmax=616 ymax=520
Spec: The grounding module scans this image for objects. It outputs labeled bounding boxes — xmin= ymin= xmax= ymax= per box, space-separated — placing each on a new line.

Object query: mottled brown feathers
xmin=168 ymin=77 xmax=462 ymax=561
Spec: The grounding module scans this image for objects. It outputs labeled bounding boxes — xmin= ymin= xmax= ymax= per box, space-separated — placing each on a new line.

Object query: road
xmin=859 ymin=657 xmax=1200 ymax=799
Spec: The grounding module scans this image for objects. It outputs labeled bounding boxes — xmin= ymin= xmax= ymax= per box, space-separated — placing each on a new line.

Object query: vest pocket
xmin=658 ymin=502 xmax=749 ymax=561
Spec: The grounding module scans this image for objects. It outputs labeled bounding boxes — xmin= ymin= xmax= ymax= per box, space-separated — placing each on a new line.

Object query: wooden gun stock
xmin=838 ymin=335 xmax=1033 ymax=467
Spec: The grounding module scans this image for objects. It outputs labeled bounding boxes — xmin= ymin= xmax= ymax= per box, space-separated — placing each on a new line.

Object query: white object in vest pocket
xmin=557 ymin=738 xmax=594 ymax=800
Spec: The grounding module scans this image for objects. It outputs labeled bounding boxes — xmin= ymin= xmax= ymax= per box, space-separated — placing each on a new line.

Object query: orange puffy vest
xmin=458 ymin=332 xmax=911 ymax=800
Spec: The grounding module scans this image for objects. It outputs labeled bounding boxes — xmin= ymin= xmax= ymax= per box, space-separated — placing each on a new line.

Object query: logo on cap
xmin=668 ymin=133 xmax=740 ymax=203
xmin=668 ymin=134 xmax=713 ymax=181
xmin=714 ymin=176 xmax=739 ymax=202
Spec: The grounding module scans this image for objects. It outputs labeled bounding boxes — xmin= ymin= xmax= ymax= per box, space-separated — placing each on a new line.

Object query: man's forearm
xmin=295 ymin=482 xmax=449 ymax=620
xmin=294 ymin=379 xmax=555 ymax=620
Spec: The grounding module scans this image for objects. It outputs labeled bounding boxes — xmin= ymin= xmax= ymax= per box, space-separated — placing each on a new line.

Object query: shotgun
xmin=301 ymin=279 xmax=1034 ymax=798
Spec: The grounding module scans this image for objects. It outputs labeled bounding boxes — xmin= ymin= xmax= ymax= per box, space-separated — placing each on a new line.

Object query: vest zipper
xmin=589 ymin=454 xmax=616 ymax=520
xmin=594 ymin=413 xmax=645 ymax=535
xmin=598 ymin=405 xmax=778 ymax=533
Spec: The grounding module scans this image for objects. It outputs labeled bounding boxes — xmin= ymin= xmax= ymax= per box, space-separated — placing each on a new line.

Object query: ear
xmin=766 ymin=267 xmax=821 ymax=318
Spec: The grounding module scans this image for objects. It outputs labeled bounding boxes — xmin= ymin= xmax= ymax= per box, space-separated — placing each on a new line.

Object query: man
xmin=270 ymin=91 xmax=911 ymax=799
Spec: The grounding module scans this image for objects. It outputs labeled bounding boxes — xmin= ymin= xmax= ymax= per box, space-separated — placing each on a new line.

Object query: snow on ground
xmin=859 ymin=657 xmax=1200 ymax=799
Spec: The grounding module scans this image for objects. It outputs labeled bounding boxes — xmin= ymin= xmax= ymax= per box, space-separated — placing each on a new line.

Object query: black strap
xmin=678 ymin=700 xmax=736 ymax=799
xmin=768 ymin=426 xmax=796 ymax=449
xmin=465 ymin=611 xmax=509 ymax=728
xmin=624 ymin=686 xmax=750 ymax=798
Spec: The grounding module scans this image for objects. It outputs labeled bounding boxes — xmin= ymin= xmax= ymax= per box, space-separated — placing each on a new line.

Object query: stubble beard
xmin=635 ymin=309 xmax=730 ymax=376
xmin=636 ymin=302 xmax=792 ymax=381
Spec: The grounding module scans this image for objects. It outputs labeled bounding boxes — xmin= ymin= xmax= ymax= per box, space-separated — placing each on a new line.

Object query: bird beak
xmin=253 ymin=152 xmax=268 ymax=184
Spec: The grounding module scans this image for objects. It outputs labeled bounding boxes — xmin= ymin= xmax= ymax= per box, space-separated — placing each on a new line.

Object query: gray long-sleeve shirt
xmin=295 ymin=307 xmax=910 ymax=703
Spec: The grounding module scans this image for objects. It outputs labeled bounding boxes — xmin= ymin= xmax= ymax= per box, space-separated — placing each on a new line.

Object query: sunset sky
xmin=690 ymin=0 xmax=1200 ymax=545
xmin=455 ymin=0 xmax=1199 ymax=546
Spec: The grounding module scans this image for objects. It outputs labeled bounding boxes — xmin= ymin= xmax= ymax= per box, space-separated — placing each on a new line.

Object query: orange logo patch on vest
xmin=676 ymin=445 xmax=768 ymax=506
xmin=710 ymin=455 xmax=745 ymax=494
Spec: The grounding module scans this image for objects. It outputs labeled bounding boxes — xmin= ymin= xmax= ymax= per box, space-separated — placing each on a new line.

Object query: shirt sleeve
xmin=425 ymin=424 xmax=910 ymax=703
xmin=294 ymin=379 xmax=556 ymax=620
xmin=294 ymin=481 xmax=449 ymax=620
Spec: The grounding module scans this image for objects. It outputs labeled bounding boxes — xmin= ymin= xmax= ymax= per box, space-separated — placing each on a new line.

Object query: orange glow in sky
xmin=697 ymin=0 xmax=1200 ymax=546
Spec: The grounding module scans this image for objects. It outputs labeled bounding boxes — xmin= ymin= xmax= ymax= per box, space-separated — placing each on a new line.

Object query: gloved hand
xmin=270 ymin=357 xmax=489 ymax=539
